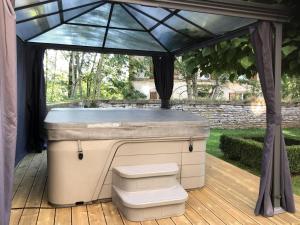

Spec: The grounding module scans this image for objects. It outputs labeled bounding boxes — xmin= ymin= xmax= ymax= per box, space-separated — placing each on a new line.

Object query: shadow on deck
xmin=10 ymin=151 xmax=300 ymax=225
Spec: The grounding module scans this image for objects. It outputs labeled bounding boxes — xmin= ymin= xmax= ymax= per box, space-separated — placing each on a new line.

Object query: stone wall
xmin=48 ymin=100 xmax=300 ymax=129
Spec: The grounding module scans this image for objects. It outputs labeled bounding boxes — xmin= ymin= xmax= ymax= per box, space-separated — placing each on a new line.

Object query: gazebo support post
xmin=273 ymin=22 xmax=284 ymax=213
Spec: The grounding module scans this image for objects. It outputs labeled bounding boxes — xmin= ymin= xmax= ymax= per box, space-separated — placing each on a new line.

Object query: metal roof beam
xmin=26 ymin=42 xmax=166 ymax=56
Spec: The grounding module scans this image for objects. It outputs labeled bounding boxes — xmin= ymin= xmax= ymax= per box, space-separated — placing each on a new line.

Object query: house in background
xmin=132 ymin=77 xmax=250 ymax=101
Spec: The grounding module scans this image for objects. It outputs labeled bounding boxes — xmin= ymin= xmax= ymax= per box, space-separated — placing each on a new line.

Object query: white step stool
xmin=112 ymin=163 xmax=188 ymax=221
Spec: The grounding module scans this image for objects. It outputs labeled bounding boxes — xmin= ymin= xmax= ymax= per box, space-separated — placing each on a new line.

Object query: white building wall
xmin=133 ymin=80 xmax=249 ymax=100
xmin=132 ymin=80 xmax=188 ymax=99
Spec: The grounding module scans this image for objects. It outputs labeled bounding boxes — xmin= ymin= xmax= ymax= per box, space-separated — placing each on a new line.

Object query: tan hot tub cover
xmin=45 ymin=108 xmax=210 ymax=141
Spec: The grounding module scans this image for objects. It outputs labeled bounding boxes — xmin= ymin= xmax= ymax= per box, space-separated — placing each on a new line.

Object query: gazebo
xmin=0 ymin=0 xmax=295 ymax=224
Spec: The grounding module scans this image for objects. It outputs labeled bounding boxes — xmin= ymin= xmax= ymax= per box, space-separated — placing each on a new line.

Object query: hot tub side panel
xmin=47 ymin=138 xmax=206 ymax=206
xmin=99 ymin=139 xmax=206 ymax=199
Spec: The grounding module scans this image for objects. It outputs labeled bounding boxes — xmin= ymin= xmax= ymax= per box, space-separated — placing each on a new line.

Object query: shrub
xmin=219 ymin=134 xmax=300 ymax=174
xmin=243 ymin=135 xmax=300 ymax=146
xmin=239 ymin=140 xmax=263 ymax=170
xmin=220 ymin=135 xmax=243 ymax=160
xmin=287 ymin=146 xmax=300 ymax=174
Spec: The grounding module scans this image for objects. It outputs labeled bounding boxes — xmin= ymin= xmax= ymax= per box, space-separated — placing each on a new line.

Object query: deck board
xmin=10 ymin=152 xmax=300 ymax=225
xmin=36 ymin=209 xmax=55 ymax=225
xmin=156 ymin=218 xmax=175 ymax=225
xmin=55 ymin=208 xmax=71 ymax=225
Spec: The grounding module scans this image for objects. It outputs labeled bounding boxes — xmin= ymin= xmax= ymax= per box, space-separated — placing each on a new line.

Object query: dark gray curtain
xmin=0 ymin=0 xmax=17 ymax=225
xmin=152 ymin=53 xmax=175 ymax=109
xmin=250 ymin=21 xmax=295 ymax=216
xmin=16 ymin=39 xmax=29 ymax=164
xmin=25 ymin=46 xmax=47 ymax=153
xmin=16 ymin=42 xmax=46 ymax=161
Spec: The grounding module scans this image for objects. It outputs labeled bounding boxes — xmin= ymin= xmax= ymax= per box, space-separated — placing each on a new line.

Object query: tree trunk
xmin=76 ymin=52 xmax=85 ymax=98
xmin=94 ymin=55 xmax=105 ymax=100
xmin=186 ymin=77 xmax=192 ymax=100
xmin=87 ymin=53 xmax=97 ymax=98
xmin=211 ymin=78 xmax=220 ymax=100
xmin=44 ymin=50 xmax=48 ymax=91
xmin=68 ymin=52 xmax=74 ymax=98
xmin=71 ymin=52 xmax=78 ymax=98
xmin=50 ymin=51 xmax=58 ymax=101
xmin=128 ymin=56 xmax=135 ymax=81
xmin=192 ymin=74 xmax=198 ymax=99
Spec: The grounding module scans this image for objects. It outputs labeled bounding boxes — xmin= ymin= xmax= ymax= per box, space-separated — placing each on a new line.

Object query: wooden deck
xmin=10 ymin=151 xmax=300 ymax=225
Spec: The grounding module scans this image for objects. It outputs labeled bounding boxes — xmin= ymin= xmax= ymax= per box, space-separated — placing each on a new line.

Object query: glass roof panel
xmin=151 ymin=24 xmax=191 ymax=51
xmin=63 ymin=3 xmax=101 ymax=22
xmin=129 ymin=4 xmax=170 ymax=20
xmin=17 ymin=14 xmax=60 ymax=40
xmin=164 ymin=15 xmax=212 ymax=39
xmin=16 ymin=0 xmax=50 ymax=9
xmin=29 ymin=24 xmax=105 ymax=47
xmin=110 ymin=5 xmax=143 ymax=30
xmin=15 ymin=2 xmax=258 ymax=54
xmin=105 ymin=29 xmax=165 ymax=52
xmin=16 ymin=1 xmax=58 ymax=22
xmin=70 ymin=3 xmax=111 ymax=26
xmin=178 ymin=11 xmax=257 ymax=35
xmin=62 ymin=0 xmax=100 ymax=10
xmin=124 ymin=5 xmax=157 ymax=29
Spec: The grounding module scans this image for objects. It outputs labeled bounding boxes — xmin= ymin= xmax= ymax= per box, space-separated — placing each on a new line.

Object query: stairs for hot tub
xmin=112 ymin=163 xmax=188 ymax=221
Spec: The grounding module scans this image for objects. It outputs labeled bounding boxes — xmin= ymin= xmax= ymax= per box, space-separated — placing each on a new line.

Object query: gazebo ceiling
xmin=15 ymin=0 xmax=290 ymax=55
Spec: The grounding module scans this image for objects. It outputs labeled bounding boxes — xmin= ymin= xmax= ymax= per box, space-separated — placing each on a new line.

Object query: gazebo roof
xmin=15 ymin=0 xmax=290 ymax=56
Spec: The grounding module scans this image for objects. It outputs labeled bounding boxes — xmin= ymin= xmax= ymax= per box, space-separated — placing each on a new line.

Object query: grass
xmin=206 ymin=128 xmax=300 ymax=195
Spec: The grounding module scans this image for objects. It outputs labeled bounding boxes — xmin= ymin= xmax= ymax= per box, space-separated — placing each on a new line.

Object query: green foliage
xmin=282 ymin=74 xmax=300 ymax=100
xmin=175 ymin=54 xmax=199 ymax=80
xmin=108 ymin=79 xmax=146 ymax=100
xmin=220 ymin=135 xmax=243 ymax=160
xmin=179 ymin=0 xmax=300 ymax=82
xmin=185 ymin=36 xmax=256 ymax=79
xmin=220 ymin=134 xmax=300 ymax=174
xmin=45 ymin=51 xmax=147 ymax=104
xmin=207 ymin=128 xmax=300 ymax=194
xmin=128 ymin=56 xmax=152 ymax=79
xmin=239 ymin=139 xmax=263 ymax=170
xmin=241 ymin=79 xmax=262 ymax=99
xmin=288 ymin=146 xmax=300 ymax=175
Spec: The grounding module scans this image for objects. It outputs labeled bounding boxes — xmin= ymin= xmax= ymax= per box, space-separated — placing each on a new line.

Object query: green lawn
xmin=206 ymin=128 xmax=300 ymax=195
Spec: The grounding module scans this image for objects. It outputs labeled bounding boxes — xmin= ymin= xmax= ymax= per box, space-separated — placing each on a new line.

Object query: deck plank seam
xmin=204 ymin=180 xmax=278 ymax=225
xmin=12 ymin=154 xmax=35 ymax=199
xmin=26 ymin=154 xmax=48 ymax=208
xmin=200 ymin=188 xmax=260 ymax=225
xmin=19 ymin=154 xmax=44 ymax=205
xmin=100 ymin=203 xmax=108 ymax=225
xmin=184 ymin=204 xmax=209 ymax=225
xmin=14 ymin=154 xmax=45 ymax=225
xmin=190 ymin=191 xmax=242 ymax=225
xmin=185 ymin=201 xmax=226 ymax=225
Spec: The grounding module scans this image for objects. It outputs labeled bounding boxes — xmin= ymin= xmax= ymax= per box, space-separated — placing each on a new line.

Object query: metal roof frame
xmin=17 ymin=0 xmax=291 ymax=56
xmin=111 ymin=0 xmax=290 ymax=22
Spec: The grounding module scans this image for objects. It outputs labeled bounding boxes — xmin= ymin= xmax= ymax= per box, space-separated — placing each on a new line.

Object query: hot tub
xmin=45 ymin=108 xmax=210 ymax=206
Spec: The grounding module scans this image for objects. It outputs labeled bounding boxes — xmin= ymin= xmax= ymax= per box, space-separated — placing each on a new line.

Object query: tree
xmin=175 ymin=54 xmax=199 ymax=100
xmin=176 ymin=0 xmax=300 ymax=100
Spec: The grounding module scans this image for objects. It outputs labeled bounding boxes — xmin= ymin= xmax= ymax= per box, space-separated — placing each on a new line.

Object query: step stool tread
xmin=113 ymin=163 xmax=179 ymax=178
xmin=113 ymin=184 xmax=188 ymax=208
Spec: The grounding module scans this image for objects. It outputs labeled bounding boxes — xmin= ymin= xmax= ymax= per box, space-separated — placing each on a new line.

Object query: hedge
xmin=220 ymin=134 xmax=300 ymax=174
xmin=239 ymin=134 xmax=300 ymax=146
